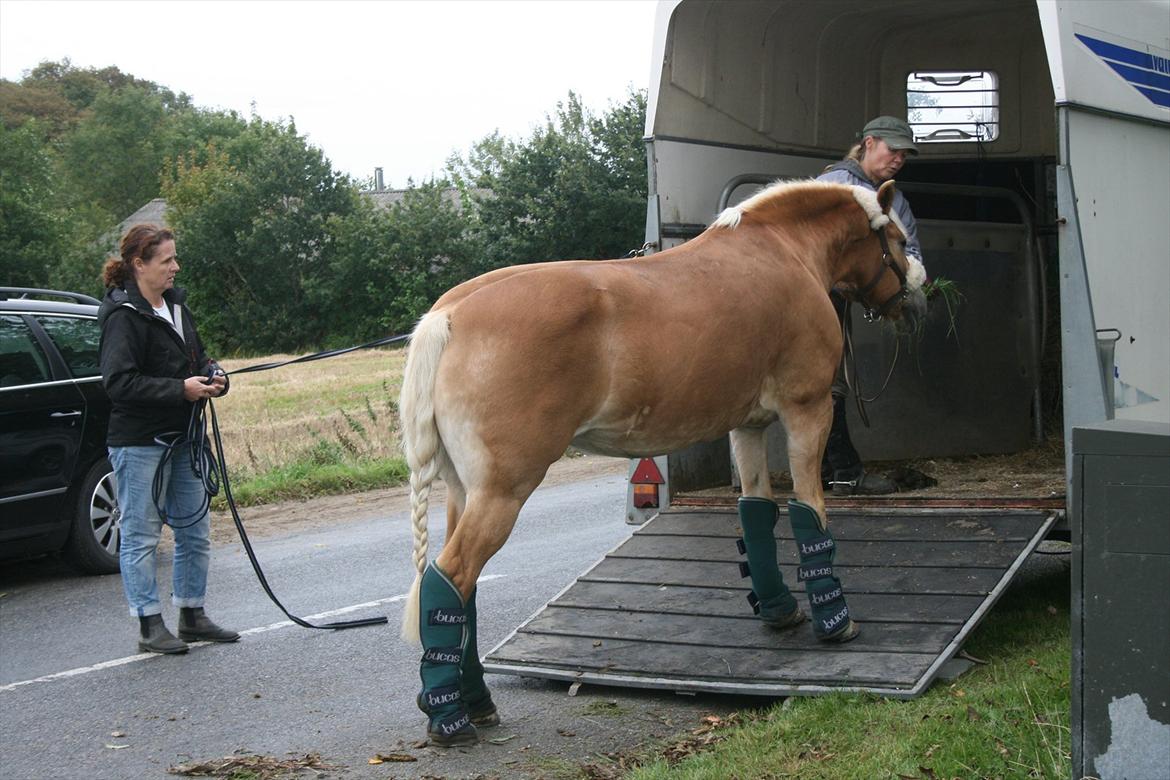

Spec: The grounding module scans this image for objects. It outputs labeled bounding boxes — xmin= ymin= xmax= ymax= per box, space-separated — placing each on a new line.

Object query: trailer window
xmin=907 ymin=70 xmax=999 ymax=143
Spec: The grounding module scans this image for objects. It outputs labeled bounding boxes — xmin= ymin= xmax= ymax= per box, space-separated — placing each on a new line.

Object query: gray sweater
xmin=816 ymin=160 xmax=922 ymax=261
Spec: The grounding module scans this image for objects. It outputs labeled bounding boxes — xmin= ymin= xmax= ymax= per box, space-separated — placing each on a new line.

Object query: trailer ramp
xmin=483 ymin=506 xmax=1060 ymax=698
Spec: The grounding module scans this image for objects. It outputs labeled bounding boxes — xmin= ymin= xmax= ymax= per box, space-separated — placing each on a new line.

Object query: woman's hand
xmin=183 ymin=374 xmax=226 ymax=401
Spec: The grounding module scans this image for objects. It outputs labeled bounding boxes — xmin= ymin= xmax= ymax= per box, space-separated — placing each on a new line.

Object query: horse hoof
xmin=470 ymin=705 xmax=501 ymax=728
xmin=761 ymin=607 xmax=806 ymax=631
xmin=818 ymin=619 xmax=861 ymax=643
xmin=426 ymin=727 xmax=479 ymax=748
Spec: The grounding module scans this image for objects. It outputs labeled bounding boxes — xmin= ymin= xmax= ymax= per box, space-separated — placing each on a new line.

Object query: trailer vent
xmin=907 ymin=70 xmax=1000 ymax=143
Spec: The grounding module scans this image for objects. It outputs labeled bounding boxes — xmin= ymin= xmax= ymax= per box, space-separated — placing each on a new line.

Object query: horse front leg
xmin=778 ymin=395 xmax=860 ymax=643
xmin=728 ymin=427 xmax=804 ymax=630
xmin=778 ymin=396 xmax=832 ymax=521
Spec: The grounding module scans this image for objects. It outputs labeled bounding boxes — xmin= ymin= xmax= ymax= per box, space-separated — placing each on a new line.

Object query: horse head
xmin=842 ymin=180 xmax=927 ymax=330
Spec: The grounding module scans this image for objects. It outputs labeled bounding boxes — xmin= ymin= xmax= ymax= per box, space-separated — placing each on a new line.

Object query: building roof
xmin=118 ymin=198 xmax=169 ymax=234
xmin=360 ymin=187 xmax=489 ymax=211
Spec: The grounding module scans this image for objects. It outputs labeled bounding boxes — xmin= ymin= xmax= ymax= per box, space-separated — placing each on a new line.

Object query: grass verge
xmin=212 ymin=456 xmax=409 ymax=508
xmin=622 ymin=562 xmax=1071 ymax=780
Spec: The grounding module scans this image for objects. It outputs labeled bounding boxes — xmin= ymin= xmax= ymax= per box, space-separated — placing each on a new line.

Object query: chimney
xmin=374 ymin=167 xmax=384 ymax=191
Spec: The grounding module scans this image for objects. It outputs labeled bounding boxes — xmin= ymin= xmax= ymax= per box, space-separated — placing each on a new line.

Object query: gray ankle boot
xmin=178 ymin=607 xmax=240 ymax=643
xmin=138 ymin=614 xmax=189 ymax=654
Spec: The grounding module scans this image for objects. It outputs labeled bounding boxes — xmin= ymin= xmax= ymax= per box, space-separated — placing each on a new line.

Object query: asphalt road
xmin=0 ymin=465 xmax=742 ymax=780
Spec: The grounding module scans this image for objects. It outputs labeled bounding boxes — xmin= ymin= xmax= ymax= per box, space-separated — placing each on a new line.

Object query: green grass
xmin=918 ymin=276 xmax=964 ymax=342
xmin=626 ymin=564 xmax=1071 ymax=780
xmin=212 ymin=454 xmax=409 ymax=508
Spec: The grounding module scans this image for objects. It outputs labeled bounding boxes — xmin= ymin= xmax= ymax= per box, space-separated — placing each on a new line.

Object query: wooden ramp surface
xmin=483 ymin=506 xmax=1059 ymax=698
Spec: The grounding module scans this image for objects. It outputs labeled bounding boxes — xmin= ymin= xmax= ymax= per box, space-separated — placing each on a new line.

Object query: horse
xmin=397 ymin=178 xmax=927 ymax=745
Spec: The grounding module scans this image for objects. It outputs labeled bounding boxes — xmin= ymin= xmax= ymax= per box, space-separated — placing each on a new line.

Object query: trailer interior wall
xmin=651 ymin=0 xmax=1057 ymax=152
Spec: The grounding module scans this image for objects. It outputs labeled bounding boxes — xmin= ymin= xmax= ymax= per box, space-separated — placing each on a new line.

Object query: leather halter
xmin=853 ymin=227 xmax=909 ymax=322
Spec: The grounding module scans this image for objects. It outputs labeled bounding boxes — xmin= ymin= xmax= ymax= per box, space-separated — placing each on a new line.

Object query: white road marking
xmin=0 ymin=574 xmax=505 ymax=693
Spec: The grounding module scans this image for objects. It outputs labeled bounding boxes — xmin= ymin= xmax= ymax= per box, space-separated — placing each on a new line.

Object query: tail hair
xmin=398 ymin=310 xmax=451 ymax=644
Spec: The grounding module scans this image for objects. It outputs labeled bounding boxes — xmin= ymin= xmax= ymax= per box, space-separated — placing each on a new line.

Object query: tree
xmin=0 ymin=122 xmax=72 ymax=287
xmin=319 ymin=180 xmax=481 ymax=343
xmin=59 ymin=86 xmax=174 ymax=223
xmin=449 ymin=89 xmax=648 ymax=271
xmin=23 ymin=59 xmax=189 ymax=114
xmin=162 ymin=118 xmax=360 ymax=353
xmin=1 ymin=61 xmax=249 ymax=297
xmin=0 ymin=80 xmax=77 ymax=138
xmin=0 ymin=59 xmax=188 ymax=139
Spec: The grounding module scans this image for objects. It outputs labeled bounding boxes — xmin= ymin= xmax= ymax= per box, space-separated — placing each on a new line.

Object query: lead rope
xmin=201 ymin=397 xmax=387 ymax=630
xmin=841 ymin=300 xmax=901 ymax=428
xmin=151 ymin=332 xmax=410 ymax=630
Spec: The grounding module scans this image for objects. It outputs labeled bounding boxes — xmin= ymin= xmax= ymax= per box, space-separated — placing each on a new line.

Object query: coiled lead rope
xmin=150 ymin=333 xmax=410 ymax=630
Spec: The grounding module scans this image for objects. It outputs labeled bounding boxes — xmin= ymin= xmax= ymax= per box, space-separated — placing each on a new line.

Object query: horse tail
xmin=398 ymin=309 xmax=451 ymax=644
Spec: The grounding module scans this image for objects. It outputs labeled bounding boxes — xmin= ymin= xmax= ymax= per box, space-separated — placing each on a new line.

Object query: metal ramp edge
xmin=482 ymin=506 xmax=1060 ymax=699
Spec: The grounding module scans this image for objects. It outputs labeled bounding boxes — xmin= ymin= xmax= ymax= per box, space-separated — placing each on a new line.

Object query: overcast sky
xmin=0 ymin=0 xmax=659 ymax=188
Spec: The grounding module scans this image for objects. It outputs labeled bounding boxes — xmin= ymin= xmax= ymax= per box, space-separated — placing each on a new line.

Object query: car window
xmin=0 ymin=315 xmax=52 ymax=387
xmin=35 ymin=315 xmax=102 ymax=378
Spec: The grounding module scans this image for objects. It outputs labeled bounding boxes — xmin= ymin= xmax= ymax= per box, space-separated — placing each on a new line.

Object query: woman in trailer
xmin=816 ymin=115 xmax=925 ymax=496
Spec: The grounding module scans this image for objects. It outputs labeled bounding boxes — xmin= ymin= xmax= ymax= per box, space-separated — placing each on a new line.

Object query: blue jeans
xmin=109 ymin=444 xmax=212 ymax=617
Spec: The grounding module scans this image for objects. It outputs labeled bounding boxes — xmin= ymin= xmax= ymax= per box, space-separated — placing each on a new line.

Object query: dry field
xmin=211 ymin=348 xmax=407 ymax=479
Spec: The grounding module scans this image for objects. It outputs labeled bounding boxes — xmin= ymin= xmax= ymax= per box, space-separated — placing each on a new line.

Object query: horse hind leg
xmin=729 ymin=427 xmax=804 ymax=630
xmin=415 ymin=488 xmax=525 ymax=744
xmin=444 ymin=466 xmax=466 ymax=543
xmin=437 ymin=467 xmax=499 ymax=727
xmin=460 ymin=586 xmax=499 ymax=727
xmin=730 ymin=425 xmax=772 ymax=500
xmin=414 ymin=559 xmax=477 ymax=745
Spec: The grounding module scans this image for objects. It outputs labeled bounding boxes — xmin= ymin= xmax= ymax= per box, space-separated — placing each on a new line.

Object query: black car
xmin=0 ymin=287 xmax=120 ymax=574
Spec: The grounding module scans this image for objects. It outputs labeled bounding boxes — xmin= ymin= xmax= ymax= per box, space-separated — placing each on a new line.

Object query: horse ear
xmin=877 ymin=180 xmax=897 ymax=215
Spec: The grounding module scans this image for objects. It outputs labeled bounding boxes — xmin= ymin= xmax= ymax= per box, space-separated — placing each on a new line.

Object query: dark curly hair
xmin=102 ymin=224 xmax=175 ymax=288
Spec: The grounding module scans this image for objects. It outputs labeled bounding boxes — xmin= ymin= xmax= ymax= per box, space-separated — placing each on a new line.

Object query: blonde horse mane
xmin=398 ymin=310 xmax=452 ymax=644
xmin=712 ymin=179 xmax=888 ymax=231
xmin=713 ymin=178 xmax=925 ymax=289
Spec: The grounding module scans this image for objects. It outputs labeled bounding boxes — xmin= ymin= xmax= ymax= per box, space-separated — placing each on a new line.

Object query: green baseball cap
xmin=861 ymin=116 xmax=919 ymax=155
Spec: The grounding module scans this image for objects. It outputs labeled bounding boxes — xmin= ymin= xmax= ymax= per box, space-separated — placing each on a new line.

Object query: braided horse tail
xmin=398 ymin=310 xmax=451 ymax=644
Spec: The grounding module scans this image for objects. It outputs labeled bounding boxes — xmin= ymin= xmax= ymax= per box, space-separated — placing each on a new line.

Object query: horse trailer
xmin=630 ymin=0 xmax=1169 ymax=766
xmin=625 ymin=0 xmax=1168 ymax=520
xmin=486 ymin=3 xmax=1168 ymax=776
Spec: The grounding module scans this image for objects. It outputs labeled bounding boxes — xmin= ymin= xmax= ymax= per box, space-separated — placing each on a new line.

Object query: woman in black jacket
xmin=98 ymin=224 xmax=238 ymax=654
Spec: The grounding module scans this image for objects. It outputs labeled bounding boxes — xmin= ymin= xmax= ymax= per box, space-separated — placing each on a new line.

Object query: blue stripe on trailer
xmin=1076 ymin=33 xmax=1170 ymax=109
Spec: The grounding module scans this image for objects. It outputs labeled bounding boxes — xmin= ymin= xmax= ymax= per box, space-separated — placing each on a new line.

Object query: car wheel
xmin=62 ymin=457 xmax=121 ymax=575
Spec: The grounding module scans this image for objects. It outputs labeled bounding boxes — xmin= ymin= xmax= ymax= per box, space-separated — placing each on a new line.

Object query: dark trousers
xmin=822 ymin=291 xmax=862 ymax=481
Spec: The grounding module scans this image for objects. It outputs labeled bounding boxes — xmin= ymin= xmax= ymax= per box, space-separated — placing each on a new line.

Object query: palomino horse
xmin=398 ymin=179 xmax=926 ymax=745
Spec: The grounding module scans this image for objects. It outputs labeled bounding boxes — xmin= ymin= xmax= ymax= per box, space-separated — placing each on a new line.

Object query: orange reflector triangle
xmin=630 ymin=457 xmax=665 ymax=484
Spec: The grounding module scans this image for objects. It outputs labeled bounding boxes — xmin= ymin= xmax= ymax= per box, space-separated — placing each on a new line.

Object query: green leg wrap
xmin=460 ymin=588 xmax=499 ymax=727
xmin=417 ymin=562 xmax=477 ymax=745
xmin=787 ymin=500 xmax=859 ymax=642
xmin=736 ymin=497 xmax=803 ymax=629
